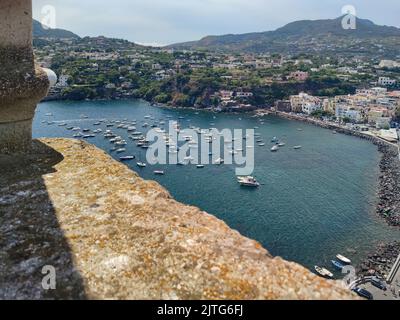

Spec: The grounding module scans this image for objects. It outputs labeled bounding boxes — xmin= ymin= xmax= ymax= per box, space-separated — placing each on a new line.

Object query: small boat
xmin=331 ymin=260 xmax=345 ymax=270
xmin=314 ymin=266 xmax=333 ymax=279
xmin=119 ymin=156 xmax=135 ymax=161
xmin=271 ymin=137 xmax=278 ymax=143
xmin=196 ymin=165 xmax=205 ymax=168
xmin=336 ymin=254 xmax=352 ymax=265
xmin=237 ymin=176 xmax=260 ymax=188
xmin=271 ymin=146 xmax=279 ymax=152
xmin=293 ymin=146 xmax=302 ymax=150
xmin=258 ymin=143 xmax=266 ymax=147
xmin=116 ymin=148 xmax=126 ymax=153
xmin=278 ymin=143 xmax=286 ymax=147
xmin=154 ymin=170 xmax=165 ymax=175
xmin=137 ymin=162 xmax=147 ymax=168
xmin=214 ymin=158 xmax=224 ymax=165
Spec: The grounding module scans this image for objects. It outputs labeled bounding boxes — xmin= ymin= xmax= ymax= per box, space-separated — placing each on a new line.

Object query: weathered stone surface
xmin=0 ymin=138 xmax=357 ymax=300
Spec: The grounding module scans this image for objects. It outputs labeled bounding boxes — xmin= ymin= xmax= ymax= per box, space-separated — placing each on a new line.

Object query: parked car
xmin=352 ymin=287 xmax=373 ymax=300
xmin=370 ymin=277 xmax=387 ymax=291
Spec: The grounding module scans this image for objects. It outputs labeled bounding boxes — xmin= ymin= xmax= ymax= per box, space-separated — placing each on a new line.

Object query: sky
xmin=32 ymin=0 xmax=400 ymax=46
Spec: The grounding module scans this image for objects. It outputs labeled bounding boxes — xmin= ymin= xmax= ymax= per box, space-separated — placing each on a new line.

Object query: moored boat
xmin=331 ymin=260 xmax=345 ymax=270
xmin=314 ymin=266 xmax=333 ymax=279
xmin=119 ymin=156 xmax=135 ymax=161
xmin=137 ymin=162 xmax=147 ymax=168
xmin=237 ymin=176 xmax=260 ymax=187
xmin=336 ymin=254 xmax=352 ymax=265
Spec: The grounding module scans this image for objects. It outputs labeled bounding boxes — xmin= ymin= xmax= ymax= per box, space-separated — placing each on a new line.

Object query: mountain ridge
xmin=168 ymin=16 xmax=400 ymax=55
xmin=33 ymin=19 xmax=80 ymax=39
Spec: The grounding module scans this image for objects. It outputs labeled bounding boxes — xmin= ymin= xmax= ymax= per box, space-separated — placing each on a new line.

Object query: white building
xmin=335 ymin=104 xmax=363 ymax=123
xmin=302 ymin=102 xmax=321 ymax=115
xmin=379 ymin=60 xmax=400 ymax=69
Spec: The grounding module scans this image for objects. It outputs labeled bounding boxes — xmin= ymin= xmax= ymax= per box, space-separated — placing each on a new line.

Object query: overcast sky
xmin=32 ymin=0 xmax=400 ymax=46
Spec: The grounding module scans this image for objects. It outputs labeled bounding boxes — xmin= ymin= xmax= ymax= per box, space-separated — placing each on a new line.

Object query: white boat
xmin=137 ymin=162 xmax=147 ymax=168
xmin=119 ymin=156 xmax=134 ymax=161
xmin=271 ymin=146 xmax=279 ymax=152
xmin=196 ymin=165 xmax=205 ymax=168
xmin=293 ymin=146 xmax=302 ymax=150
xmin=116 ymin=148 xmax=126 ymax=153
xmin=258 ymin=143 xmax=266 ymax=147
xmin=154 ymin=170 xmax=165 ymax=175
xmin=214 ymin=158 xmax=224 ymax=165
xmin=314 ymin=266 xmax=333 ymax=279
xmin=336 ymin=254 xmax=352 ymax=265
xmin=278 ymin=143 xmax=286 ymax=147
xmin=237 ymin=176 xmax=260 ymax=187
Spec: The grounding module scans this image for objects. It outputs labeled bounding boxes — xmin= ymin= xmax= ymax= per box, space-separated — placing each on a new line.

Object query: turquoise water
xmin=33 ymin=99 xmax=399 ymax=272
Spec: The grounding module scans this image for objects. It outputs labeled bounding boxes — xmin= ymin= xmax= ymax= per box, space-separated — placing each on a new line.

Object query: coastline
xmin=256 ymin=110 xmax=400 ymax=280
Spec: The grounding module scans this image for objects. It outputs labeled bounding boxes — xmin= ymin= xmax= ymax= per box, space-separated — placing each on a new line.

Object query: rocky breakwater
xmin=0 ymin=138 xmax=356 ymax=300
xmin=357 ymin=241 xmax=400 ymax=278
xmin=377 ymin=143 xmax=400 ymax=227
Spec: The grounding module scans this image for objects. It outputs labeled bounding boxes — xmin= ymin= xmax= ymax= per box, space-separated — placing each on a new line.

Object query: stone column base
xmin=0 ymin=119 xmax=33 ymax=153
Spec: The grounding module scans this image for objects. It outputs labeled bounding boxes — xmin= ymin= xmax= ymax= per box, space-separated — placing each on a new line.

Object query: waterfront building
xmin=335 ymin=104 xmax=363 ymax=123
xmin=290 ymin=92 xmax=321 ymax=114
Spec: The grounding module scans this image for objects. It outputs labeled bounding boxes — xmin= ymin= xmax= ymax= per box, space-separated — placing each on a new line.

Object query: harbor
xmin=33 ymin=99 xmax=399 ymax=278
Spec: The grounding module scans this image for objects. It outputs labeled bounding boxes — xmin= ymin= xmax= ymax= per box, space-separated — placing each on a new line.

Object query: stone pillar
xmin=0 ymin=0 xmax=50 ymax=153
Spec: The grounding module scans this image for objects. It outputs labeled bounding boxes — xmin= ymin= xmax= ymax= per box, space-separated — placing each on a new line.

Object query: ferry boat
xmin=336 ymin=254 xmax=352 ymax=265
xmin=237 ymin=176 xmax=260 ymax=187
xmin=314 ymin=266 xmax=333 ymax=279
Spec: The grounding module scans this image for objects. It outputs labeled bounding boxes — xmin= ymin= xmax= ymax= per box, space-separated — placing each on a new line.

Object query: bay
xmin=33 ymin=99 xmax=399 ymax=273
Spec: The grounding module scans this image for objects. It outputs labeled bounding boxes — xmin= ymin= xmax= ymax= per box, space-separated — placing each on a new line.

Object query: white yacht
xmin=237 ymin=176 xmax=260 ymax=187
xmin=137 ymin=162 xmax=147 ymax=168
xmin=271 ymin=146 xmax=279 ymax=152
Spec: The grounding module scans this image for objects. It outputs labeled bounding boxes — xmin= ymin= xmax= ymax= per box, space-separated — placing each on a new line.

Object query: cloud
xmin=32 ymin=0 xmax=400 ymax=44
